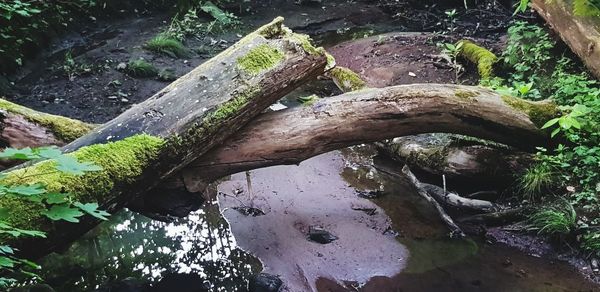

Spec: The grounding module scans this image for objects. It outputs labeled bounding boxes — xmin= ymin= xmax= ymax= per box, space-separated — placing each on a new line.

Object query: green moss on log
xmin=0 ymin=134 xmax=165 ymax=233
xmin=329 ymin=66 xmax=367 ymax=92
xmin=458 ymin=40 xmax=498 ymax=80
xmin=237 ymin=44 xmax=284 ymax=75
xmin=454 ymin=89 xmax=479 ymax=101
xmin=257 ymin=16 xmax=286 ymax=39
xmin=501 ymin=95 xmax=561 ymax=128
xmin=0 ymin=98 xmax=94 ymax=141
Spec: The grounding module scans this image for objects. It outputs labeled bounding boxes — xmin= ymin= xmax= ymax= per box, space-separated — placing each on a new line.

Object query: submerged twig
xmin=402 ymin=165 xmax=465 ymax=238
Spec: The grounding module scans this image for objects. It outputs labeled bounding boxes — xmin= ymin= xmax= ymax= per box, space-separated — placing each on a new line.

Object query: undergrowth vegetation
xmin=0 ymin=147 xmax=106 ymax=287
xmin=0 ymin=0 xmax=240 ymax=72
xmin=486 ymin=21 xmax=600 ymax=255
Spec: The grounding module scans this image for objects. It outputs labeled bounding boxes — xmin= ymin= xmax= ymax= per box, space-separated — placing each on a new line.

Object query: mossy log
xmin=1 ymin=17 xmax=329 ymax=258
xmin=0 ymin=98 xmax=95 ymax=148
xmin=457 ymin=40 xmax=498 ymax=80
xmin=182 ymin=84 xmax=557 ymax=191
xmin=374 ymin=134 xmax=534 ymax=180
xmin=531 ymin=0 xmax=600 ymax=79
xmin=1 ymin=84 xmax=556 ymax=194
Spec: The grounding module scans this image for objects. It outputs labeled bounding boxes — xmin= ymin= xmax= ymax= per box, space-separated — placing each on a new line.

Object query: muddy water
xmin=39 ymin=147 xmax=600 ymax=291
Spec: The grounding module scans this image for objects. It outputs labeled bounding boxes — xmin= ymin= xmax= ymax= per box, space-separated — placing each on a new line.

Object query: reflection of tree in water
xmin=39 ymin=202 xmax=262 ymax=291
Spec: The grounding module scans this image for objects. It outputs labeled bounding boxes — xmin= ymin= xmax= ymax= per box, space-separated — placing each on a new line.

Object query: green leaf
xmin=0 ymin=256 xmax=15 ymax=268
xmin=0 ymin=148 xmax=37 ymax=160
xmin=74 ymin=202 xmax=110 ymax=220
xmin=6 ymin=183 xmax=45 ymax=196
xmin=44 ymin=193 xmax=68 ymax=204
xmin=35 ymin=147 xmax=62 ymax=159
xmin=54 ymin=156 xmax=102 ymax=175
xmin=0 ymin=245 xmax=13 ymax=255
xmin=43 ymin=205 xmax=84 ymax=223
xmin=542 ymin=118 xmax=560 ymax=129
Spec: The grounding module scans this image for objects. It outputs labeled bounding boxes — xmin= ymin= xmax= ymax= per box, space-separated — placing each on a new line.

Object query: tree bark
xmin=1 ymin=17 xmax=329 ymax=258
xmin=373 ymin=134 xmax=534 ymax=180
xmin=1 ymin=84 xmax=556 ymax=193
xmin=531 ymin=0 xmax=600 ymax=79
xmin=182 ymin=84 xmax=556 ymax=190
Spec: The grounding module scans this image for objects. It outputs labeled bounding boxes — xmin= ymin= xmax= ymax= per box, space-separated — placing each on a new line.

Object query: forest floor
xmin=4 ymin=0 xmax=598 ymax=290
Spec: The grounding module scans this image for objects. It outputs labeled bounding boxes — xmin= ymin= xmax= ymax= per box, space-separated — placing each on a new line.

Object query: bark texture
xmin=183 ymin=84 xmax=556 ymax=190
xmin=532 ymin=0 xmax=600 ymax=79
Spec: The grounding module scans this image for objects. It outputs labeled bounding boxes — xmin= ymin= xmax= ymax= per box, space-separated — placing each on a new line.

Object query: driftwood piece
xmin=458 ymin=207 xmax=533 ymax=226
xmin=421 ymin=183 xmax=499 ymax=213
xmin=402 ymin=165 xmax=465 ymax=238
xmin=531 ymin=0 xmax=600 ymax=79
xmin=1 ymin=17 xmax=329 ymax=258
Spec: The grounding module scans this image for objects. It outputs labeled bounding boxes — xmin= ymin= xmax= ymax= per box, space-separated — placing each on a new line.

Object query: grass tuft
xmin=125 ymin=59 xmax=159 ymax=78
xmin=145 ymin=35 xmax=189 ymax=58
xmin=529 ymin=202 xmax=576 ymax=235
xmin=518 ymin=163 xmax=555 ymax=201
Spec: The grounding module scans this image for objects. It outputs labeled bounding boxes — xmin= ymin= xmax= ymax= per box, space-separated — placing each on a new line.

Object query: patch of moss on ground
xmin=125 ymin=59 xmax=159 ymax=78
xmin=0 ymin=98 xmax=94 ymax=141
xmin=0 ymin=134 xmax=165 ymax=233
xmin=458 ymin=40 xmax=498 ymax=80
xmin=329 ymin=66 xmax=366 ymax=92
xmin=237 ymin=44 xmax=284 ymax=75
xmin=145 ymin=35 xmax=189 ymax=58
xmin=501 ymin=95 xmax=560 ymax=128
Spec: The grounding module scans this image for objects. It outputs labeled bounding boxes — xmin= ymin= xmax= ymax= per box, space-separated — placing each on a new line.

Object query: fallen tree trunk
xmin=182 ymin=84 xmax=557 ymax=190
xmin=1 ymin=17 xmax=329 ymax=258
xmin=374 ymin=134 xmax=534 ymax=180
xmin=531 ymin=0 xmax=600 ymax=79
xmin=2 ymin=84 xmax=557 ymax=193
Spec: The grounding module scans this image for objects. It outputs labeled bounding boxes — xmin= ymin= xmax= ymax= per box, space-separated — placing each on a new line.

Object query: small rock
xmin=502 ymin=258 xmax=512 ymax=267
xmin=408 ymin=71 xmax=417 ymax=77
xmin=591 ymin=258 xmax=599 ymax=274
xmin=121 ymin=98 xmax=129 ymax=103
xmin=107 ymin=95 xmax=118 ymax=100
xmin=308 ymin=226 xmax=338 ymax=244
xmin=116 ymin=62 xmax=127 ymax=71
xmin=232 ymin=206 xmax=265 ymax=217
xmin=249 ymin=273 xmax=283 ymax=292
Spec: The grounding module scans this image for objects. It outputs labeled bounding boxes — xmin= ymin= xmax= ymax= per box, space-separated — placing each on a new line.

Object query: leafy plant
xmin=0 ymin=146 xmax=107 ymax=287
xmin=528 ymin=202 xmax=577 ymax=235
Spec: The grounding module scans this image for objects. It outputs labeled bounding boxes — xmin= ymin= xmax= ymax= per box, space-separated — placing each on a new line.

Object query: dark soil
xmin=1 ymin=0 xmax=515 ymax=123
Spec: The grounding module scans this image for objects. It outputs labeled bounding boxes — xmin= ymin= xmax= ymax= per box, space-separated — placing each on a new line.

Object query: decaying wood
xmin=458 ymin=206 xmax=533 ymax=226
xmin=374 ymin=134 xmax=534 ymax=179
xmin=1 ymin=17 xmax=329 ymax=258
xmin=531 ymin=0 xmax=600 ymax=79
xmin=402 ymin=165 xmax=465 ymax=237
xmin=1 ymin=84 xmax=555 ymax=194
xmin=421 ymin=183 xmax=498 ymax=213
xmin=182 ymin=84 xmax=556 ymax=190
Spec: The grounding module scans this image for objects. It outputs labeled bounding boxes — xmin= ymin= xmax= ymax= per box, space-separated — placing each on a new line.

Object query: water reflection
xmin=39 ymin=202 xmax=262 ymax=291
